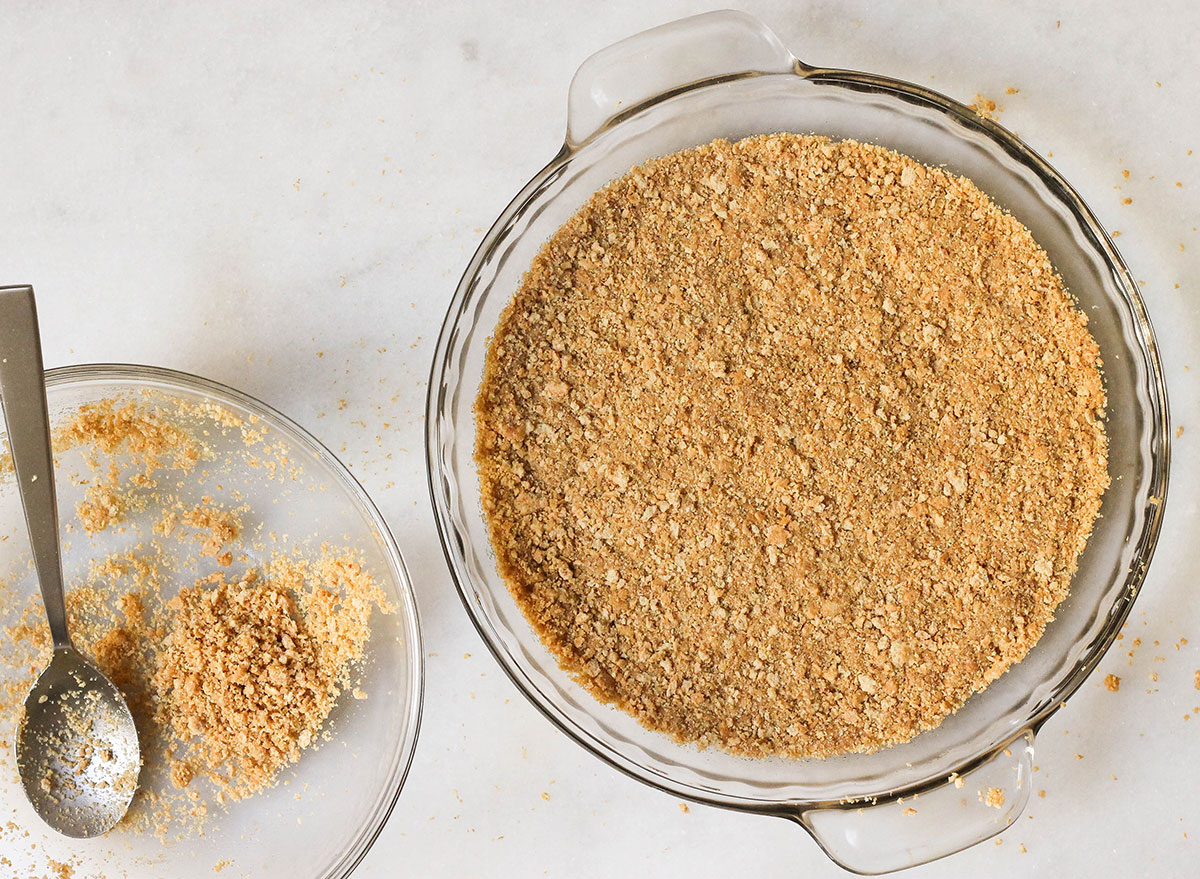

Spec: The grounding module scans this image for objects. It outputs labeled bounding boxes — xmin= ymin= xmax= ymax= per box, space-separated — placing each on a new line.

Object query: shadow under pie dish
xmin=427 ymin=10 xmax=1168 ymax=875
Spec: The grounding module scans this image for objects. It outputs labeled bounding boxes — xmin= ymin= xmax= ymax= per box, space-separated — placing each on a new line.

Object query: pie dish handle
xmin=794 ymin=730 xmax=1036 ymax=875
xmin=565 ymin=9 xmax=797 ymax=148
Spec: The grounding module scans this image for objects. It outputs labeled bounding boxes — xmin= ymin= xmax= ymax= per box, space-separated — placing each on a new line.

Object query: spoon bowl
xmin=16 ymin=648 xmax=141 ymax=837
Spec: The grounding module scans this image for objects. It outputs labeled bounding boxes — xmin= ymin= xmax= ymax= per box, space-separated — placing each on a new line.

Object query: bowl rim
xmin=426 ymin=59 xmax=1170 ymax=815
xmin=39 ymin=361 xmax=425 ymax=879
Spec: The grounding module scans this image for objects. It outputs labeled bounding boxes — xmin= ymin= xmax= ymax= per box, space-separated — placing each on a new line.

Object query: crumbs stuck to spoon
xmin=16 ymin=649 xmax=141 ymax=837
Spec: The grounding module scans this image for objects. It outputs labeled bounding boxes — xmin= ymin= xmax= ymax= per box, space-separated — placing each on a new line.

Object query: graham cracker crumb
xmin=53 ymin=398 xmax=201 ymax=536
xmin=1 ymin=392 xmax=389 ymax=854
xmin=154 ymin=510 xmax=179 ymax=538
xmin=153 ymin=553 xmax=383 ymax=800
xmin=476 ymin=134 xmax=1109 ymax=759
xmin=1104 ymin=673 xmax=1121 ymax=692
xmin=981 ymin=787 xmax=1006 ymax=808
xmin=55 ymin=398 xmax=199 ymax=474
xmin=969 ymin=94 xmax=1000 ymax=119
xmin=178 ymin=499 xmax=242 ymax=557
xmin=77 ymin=480 xmax=126 ymax=534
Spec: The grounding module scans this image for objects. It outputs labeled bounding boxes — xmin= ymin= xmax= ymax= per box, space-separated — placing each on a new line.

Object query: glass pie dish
xmin=426 ymin=11 xmax=1169 ymax=874
xmin=0 ymin=364 xmax=423 ymax=879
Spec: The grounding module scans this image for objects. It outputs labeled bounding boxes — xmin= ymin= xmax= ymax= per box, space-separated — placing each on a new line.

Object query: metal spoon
xmin=0 ymin=285 xmax=140 ymax=837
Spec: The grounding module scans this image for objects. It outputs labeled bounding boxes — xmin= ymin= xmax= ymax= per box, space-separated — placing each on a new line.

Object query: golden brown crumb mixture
xmin=53 ymin=399 xmax=200 ymax=534
xmin=1104 ymin=673 xmax=1121 ymax=692
xmin=1 ymin=393 xmax=389 ymax=855
xmin=5 ymin=548 xmax=381 ymax=827
xmin=153 ymin=554 xmax=383 ymax=800
xmin=476 ymin=134 xmax=1109 ymax=758
xmin=154 ymin=499 xmax=243 ymax=560
xmin=54 ymin=399 xmax=198 ymax=470
xmin=981 ymin=787 xmax=1006 ymax=808
xmin=969 ymin=95 xmax=1001 ymax=120
xmin=76 ymin=479 xmax=125 ymax=535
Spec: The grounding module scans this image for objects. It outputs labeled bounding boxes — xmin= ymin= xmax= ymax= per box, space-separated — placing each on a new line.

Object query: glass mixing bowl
xmin=0 ymin=364 xmax=423 ymax=879
xmin=427 ymin=11 xmax=1168 ymax=874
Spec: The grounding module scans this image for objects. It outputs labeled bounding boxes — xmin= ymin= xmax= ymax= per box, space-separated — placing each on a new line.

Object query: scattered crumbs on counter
xmin=1129 ymin=637 xmax=1143 ymax=664
xmin=1104 ymin=674 xmax=1121 ymax=692
xmin=968 ymin=94 xmax=1000 ymax=119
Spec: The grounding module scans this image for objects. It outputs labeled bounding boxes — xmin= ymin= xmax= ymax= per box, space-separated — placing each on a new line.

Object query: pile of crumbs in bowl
xmin=0 ymin=395 xmax=390 ymax=858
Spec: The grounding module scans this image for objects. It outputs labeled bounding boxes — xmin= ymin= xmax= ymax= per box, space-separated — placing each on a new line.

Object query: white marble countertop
xmin=2 ymin=1 xmax=1197 ymax=876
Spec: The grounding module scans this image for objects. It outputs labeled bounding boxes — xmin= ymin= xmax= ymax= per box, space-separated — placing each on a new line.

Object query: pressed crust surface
xmin=475 ymin=134 xmax=1109 ymax=758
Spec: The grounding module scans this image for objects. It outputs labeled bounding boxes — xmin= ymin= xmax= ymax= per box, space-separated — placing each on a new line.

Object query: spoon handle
xmin=0 ymin=286 xmax=72 ymax=650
